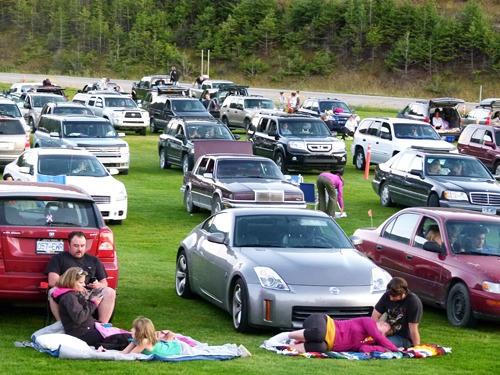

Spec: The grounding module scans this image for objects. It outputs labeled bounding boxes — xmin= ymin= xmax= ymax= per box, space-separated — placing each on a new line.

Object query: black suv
xmin=158 ymin=117 xmax=239 ymax=173
xmin=297 ymin=97 xmax=355 ymax=133
xmin=246 ymin=111 xmax=346 ymax=173
xmin=148 ymin=95 xmax=213 ymax=133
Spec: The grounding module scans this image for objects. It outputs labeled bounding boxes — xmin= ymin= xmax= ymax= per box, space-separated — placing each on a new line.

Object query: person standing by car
xmin=287 ymin=92 xmax=299 ymax=113
xmin=371 ymin=277 xmax=423 ymax=348
xmin=45 ymin=231 xmax=116 ymax=323
xmin=170 ymin=66 xmax=180 ymax=86
xmin=278 ymin=92 xmax=286 ymax=111
xmin=316 ymin=171 xmax=344 ymax=218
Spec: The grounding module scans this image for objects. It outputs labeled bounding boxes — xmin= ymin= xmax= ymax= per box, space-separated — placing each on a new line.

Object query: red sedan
xmin=353 ymin=207 xmax=500 ymax=328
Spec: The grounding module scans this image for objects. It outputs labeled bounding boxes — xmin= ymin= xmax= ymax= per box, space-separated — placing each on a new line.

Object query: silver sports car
xmin=175 ymin=208 xmax=392 ymax=332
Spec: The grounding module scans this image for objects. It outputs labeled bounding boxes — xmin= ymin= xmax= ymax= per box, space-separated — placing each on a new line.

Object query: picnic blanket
xmin=260 ymin=338 xmax=451 ymax=360
xmin=17 ymin=321 xmax=248 ymax=362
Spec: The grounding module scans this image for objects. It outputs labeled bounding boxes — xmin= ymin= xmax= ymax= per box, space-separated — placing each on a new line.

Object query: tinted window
xmin=382 ymin=213 xmax=420 ymax=244
xmin=186 ymin=124 xmax=233 ymax=140
xmin=393 ymin=123 xmax=440 ymax=140
xmin=31 ymin=95 xmax=66 ymax=107
xmin=0 ymin=119 xmax=25 ymax=134
xmin=216 ymin=159 xmax=283 ymax=179
xmin=393 ymin=153 xmax=417 ymax=172
xmin=446 ymin=220 xmax=500 ymax=255
xmin=277 ymin=119 xmax=331 ymax=137
xmin=38 ymin=154 xmax=108 ymax=177
xmin=0 ymin=103 xmax=22 ymax=117
xmin=318 ymin=101 xmax=350 ymax=113
xmin=105 ymin=97 xmax=137 ymax=108
xmin=244 ymin=99 xmax=276 ymax=110
xmin=470 ymin=129 xmax=485 ymax=144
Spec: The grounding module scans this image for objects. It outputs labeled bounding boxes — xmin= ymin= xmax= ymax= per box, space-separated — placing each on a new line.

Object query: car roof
xmin=398 ymin=207 xmax=500 ymax=222
xmin=204 ymin=153 xmax=274 ymax=161
xmin=177 ymin=118 xmax=224 ymax=125
xmin=408 ymin=145 xmax=476 ymax=157
xmin=361 ymin=117 xmax=430 ymax=125
xmin=0 ymin=181 xmax=92 ymax=199
xmin=0 ymin=97 xmax=17 ymax=104
xmin=478 ymin=98 xmax=500 ymax=108
xmin=26 ymin=147 xmax=94 ymax=157
xmin=226 ymin=207 xmax=329 ymax=218
xmin=26 ymin=92 xmax=64 ymax=97
xmin=429 ymin=97 xmax=465 ymax=106
xmin=40 ymin=114 xmax=109 ymax=123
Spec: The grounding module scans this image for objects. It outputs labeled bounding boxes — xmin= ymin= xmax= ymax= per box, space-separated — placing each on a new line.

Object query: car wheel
xmin=446 ymin=283 xmax=476 ymax=328
xmin=380 ymin=182 xmax=393 ymax=207
xmin=109 ymin=220 xmax=122 ymax=225
xmin=274 ymin=152 xmax=287 ymax=173
xmin=355 ymin=148 xmax=365 ymax=170
xmin=120 ymin=169 xmax=129 ymax=175
xmin=211 ymin=196 xmax=223 ymax=215
xmin=494 ymin=162 xmax=500 ymax=176
xmin=150 ymin=119 xmax=157 ymax=133
xmin=182 ymin=155 xmax=191 ymax=174
xmin=221 ymin=116 xmax=229 ymax=127
xmin=244 ymin=118 xmax=251 ymax=131
xmin=139 ymin=128 xmax=146 ymax=136
xmin=428 ymin=193 xmax=440 ymax=207
xmin=175 ymin=250 xmax=194 ymax=298
xmin=159 ymin=148 xmax=171 ymax=169
xmin=29 ymin=118 xmax=36 ymax=133
xmin=184 ymin=187 xmax=199 ymax=213
xmin=232 ymin=279 xmax=251 ymax=333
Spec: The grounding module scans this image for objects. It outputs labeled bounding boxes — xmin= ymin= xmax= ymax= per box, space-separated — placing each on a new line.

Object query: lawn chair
xmin=299 ymin=182 xmax=318 ymax=209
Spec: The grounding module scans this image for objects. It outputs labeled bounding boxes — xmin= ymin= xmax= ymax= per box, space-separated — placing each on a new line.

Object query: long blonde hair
xmin=56 ymin=267 xmax=87 ymax=288
xmin=132 ymin=316 xmax=157 ymax=346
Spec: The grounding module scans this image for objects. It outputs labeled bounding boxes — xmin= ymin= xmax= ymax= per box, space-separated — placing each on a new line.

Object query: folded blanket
xmin=260 ymin=338 xmax=450 ymax=360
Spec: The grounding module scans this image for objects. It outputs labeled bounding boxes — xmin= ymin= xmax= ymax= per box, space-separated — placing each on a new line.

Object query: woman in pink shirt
xmin=316 ymin=172 xmax=344 ymax=218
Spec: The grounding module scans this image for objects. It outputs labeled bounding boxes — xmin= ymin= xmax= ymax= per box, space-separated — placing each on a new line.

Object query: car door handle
xmin=376 ymin=244 xmax=383 ymax=251
xmin=406 ymin=254 xmax=413 ymax=260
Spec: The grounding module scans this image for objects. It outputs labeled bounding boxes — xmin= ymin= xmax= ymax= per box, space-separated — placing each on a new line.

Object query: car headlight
xmin=371 ymin=267 xmax=392 ymax=293
xmin=443 ymin=191 xmax=468 ymax=201
xmin=331 ymin=142 xmax=346 ymax=152
xmin=254 ymin=266 xmax=289 ymax=291
xmin=116 ymin=188 xmax=127 ymax=201
xmin=483 ymin=281 xmax=500 ymax=294
xmin=288 ymin=141 xmax=306 ymax=151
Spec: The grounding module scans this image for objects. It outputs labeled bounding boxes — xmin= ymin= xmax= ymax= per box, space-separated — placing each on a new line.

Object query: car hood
xmin=429 ymin=98 xmax=465 ymax=107
xmin=241 ymin=247 xmax=376 ymax=286
xmin=219 ymin=179 xmax=300 ymax=192
xmin=64 ymin=139 xmax=127 ymax=147
xmin=428 ymin=176 xmax=500 ymax=191
xmin=64 ymin=175 xmax=126 ymax=196
xmin=176 ymin=111 xmax=212 ymax=117
xmin=395 ymin=139 xmax=456 ymax=150
xmin=454 ymin=255 xmax=500 ymax=282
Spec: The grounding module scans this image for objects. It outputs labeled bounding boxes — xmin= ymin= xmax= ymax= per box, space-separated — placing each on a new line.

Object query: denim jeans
xmin=387 ymin=334 xmax=412 ymax=348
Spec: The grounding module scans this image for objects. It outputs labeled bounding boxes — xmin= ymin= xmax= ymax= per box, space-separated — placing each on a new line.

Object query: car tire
xmin=244 ymin=118 xmax=251 ymax=131
xmin=428 ymin=193 xmax=440 ymax=207
xmin=109 ymin=220 xmax=122 ymax=225
xmin=159 ymin=148 xmax=171 ymax=169
xmin=120 ymin=169 xmax=129 ymax=175
xmin=221 ymin=116 xmax=229 ymax=127
xmin=182 ymin=155 xmax=191 ymax=174
xmin=232 ymin=279 xmax=251 ymax=333
xmin=150 ymin=119 xmax=158 ymax=133
xmin=139 ymin=128 xmax=146 ymax=136
xmin=211 ymin=196 xmax=223 ymax=215
xmin=175 ymin=250 xmax=194 ymax=299
xmin=184 ymin=187 xmax=199 ymax=213
xmin=446 ymin=283 xmax=476 ymax=328
xmin=355 ymin=148 xmax=365 ymax=170
xmin=274 ymin=151 xmax=287 ymax=173
xmin=380 ymin=182 xmax=393 ymax=207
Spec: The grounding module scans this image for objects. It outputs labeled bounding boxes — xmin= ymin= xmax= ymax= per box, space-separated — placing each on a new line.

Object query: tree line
xmin=0 ymin=0 xmax=497 ymax=81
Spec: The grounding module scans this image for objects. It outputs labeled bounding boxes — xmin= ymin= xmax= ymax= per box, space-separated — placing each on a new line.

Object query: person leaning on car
xmin=45 ymin=231 xmax=116 ymax=323
xmin=371 ymin=277 xmax=423 ymax=348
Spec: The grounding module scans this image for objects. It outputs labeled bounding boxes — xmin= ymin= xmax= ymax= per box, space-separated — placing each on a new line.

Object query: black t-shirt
xmin=45 ymin=252 xmax=107 ymax=284
xmin=374 ymin=291 xmax=423 ymax=343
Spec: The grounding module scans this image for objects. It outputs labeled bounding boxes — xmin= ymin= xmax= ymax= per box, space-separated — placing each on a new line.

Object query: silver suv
xmin=0 ymin=117 xmax=30 ymax=165
xmin=220 ymin=96 xmax=276 ymax=130
xmin=21 ymin=92 xmax=67 ymax=132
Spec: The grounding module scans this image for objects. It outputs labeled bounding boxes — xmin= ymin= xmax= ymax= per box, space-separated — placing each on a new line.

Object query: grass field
xmin=0 ymin=106 xmax=499 ymax=374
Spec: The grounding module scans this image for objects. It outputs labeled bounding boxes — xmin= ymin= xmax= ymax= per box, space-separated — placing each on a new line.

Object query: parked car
xmin=0 ymin=181 xmax=118 ymax=303
xmin=397 ymin=97 xmax=464 ymax=138
xmin=4 ymin=148 xmax=128 ymax=224
xmin=220 ymin=95 xmax=277 ymax=130
xmin=351 ymin=117 xmax=457 ymax=170
xmin=247 ymin=111 xmax=346 ymax=174
xmin=158 ymin=117 xmax=239 ymax=172
xmin=80 ymin=81 xmax=120 ymax=93
xmin=0 ymin=117 xmax=30 ymax=166
xmin=199 ymin=85 xmax=249 ymax=108
xmin=0 ymin=96 xmax=29 ymax=131
xmin=353 ymin=206 xmax=500 ymax=327
xmin=457 ymin=124 xmax=500 ymax=175
xmin=34 ymin=115 xmax=130 ymax=174
xmin=461 ymin=98 xmax=500 ymax=129
xmin=372 ymin=146 xmax=500 ymax=212
xmin=189 ymin=79 xmax=235 ymax=99
xmin=297 ymin=97 xmax=356 ymax=133
xmin=181 ymin=154 xmax=306 ymax=214
xmin=7 ymin=82 xmax=40 ymax=94
xmin=175 ymin=208 xmax=392 ymax=332
xmin=21 ymin=92 xmax=67 ymax=132
xmin=73 ymin=92 xmax=149 ymax=135
xmin=40 ymin=102 xmax=94 ymax=117
xmin=148 ymin=96 xmax=213 ymax=133
xmin=131 ymin=75 xmax=170 ymax=103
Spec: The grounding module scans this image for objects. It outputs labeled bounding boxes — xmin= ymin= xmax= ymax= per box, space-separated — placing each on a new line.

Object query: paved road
xmin=0 ymin=72 xmax=476 ymax=110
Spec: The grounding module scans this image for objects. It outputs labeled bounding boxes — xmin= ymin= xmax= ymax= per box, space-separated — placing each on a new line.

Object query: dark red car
xmin=457 ymin=124 xmax=500 ymax=175
xmin=0 ymin=181 xmax=118 ymax=303
xmin=353 ymin=207 xmax=500 ymax=328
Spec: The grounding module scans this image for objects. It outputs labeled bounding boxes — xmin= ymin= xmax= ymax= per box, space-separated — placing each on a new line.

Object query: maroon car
xmin=457 ymin=124 xmax=500 ymax=175
xmin=353 ymin=207 xmax=500 ymax=328
xmin=0 ymin=181 xmax=118 ymax=303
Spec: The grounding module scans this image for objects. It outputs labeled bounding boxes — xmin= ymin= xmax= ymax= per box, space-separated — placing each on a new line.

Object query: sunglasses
xmin=77 ymin=268 xmax=85 ymax=276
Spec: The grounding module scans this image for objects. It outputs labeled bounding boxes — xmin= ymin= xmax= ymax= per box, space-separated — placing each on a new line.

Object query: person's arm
xmin=60 ymin=292 xmax=98 ymax=324
xmin=371 ymin=309 xmax=382 ymax=321
xmin=129 ymin=338 xmax=149 ymax=354
xmin=408 ymin=323 xmax=420 ymax=346
xmin=120 ymin=341 xmax=136 ymax=354
xmin=47 ymin=272 xmax=60 ymax=288
xmin=336 ymin=179 xmax=344 ymax=213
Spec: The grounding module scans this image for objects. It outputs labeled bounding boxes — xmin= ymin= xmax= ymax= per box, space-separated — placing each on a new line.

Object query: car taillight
xmin=486 ymin=110 xmax=492 ymax=125
xmin=25 ymin=133 xmax=31 ymax=148
xmin=424 ymin=117 xmax=430 ymax=123
xmin=97 ymin=228 xmax=115 ymax=258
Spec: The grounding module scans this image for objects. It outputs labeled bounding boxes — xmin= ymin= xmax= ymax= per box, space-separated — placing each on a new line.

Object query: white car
xmin=3 ymin=148 xmax=127 ymax=224
xmin=351 ymin=117 xmax=457 ymax=170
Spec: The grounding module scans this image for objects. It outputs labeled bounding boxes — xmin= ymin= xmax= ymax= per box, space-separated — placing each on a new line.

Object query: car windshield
xmin=32 ymin=95 xmax=66 ymax=107
xmin=319 ymin=101 xmax=350 ymax=113
xmin=244 ymin=99 xmax=276 ymax=110
xmin=234 ymin=214 xmax=352 ymax=248
xmin=394 ymin=123 xmax=441 ymax=139
xmin=216 ymin=160 xmax=283 ymax=179
xmin=53 ymin=107 xmax=93 ymax=115
xmin=0 ymin=103 xmax=22 ymax=117
xmin=63 ymin=121 xmax=117 ymax=138
xmin=105 ymin=97 xmax=137 ymax=108
xmin=425 ymin=157 xmax=492 ymax=178
xmin=280 ymin=119 xmax=331 ymax=137
xmin=0 ymin=199 xmax=96 ymax=227
xmin=38 ymin=155 xmax=108 ymax=177
xmin=187 ymin=124 xmax=233 ymax=140
xmin=172 ymin=100 xmax=206 ymax=112
xmin=446 ymin=221 xmax=500 ymax=255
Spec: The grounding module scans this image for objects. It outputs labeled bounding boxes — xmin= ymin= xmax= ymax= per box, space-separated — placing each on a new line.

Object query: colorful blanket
xmin=260 ymin=339 xmax=450 ymax=360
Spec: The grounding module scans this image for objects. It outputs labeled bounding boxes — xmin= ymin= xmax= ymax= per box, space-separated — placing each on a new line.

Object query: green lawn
xmin=0 ymin=107 xmax=498 ymax=374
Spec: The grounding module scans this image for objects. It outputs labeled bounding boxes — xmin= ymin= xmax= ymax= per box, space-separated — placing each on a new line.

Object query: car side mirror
xmin=350 ymin=235 xmax=363 ymax=246
xmin=24 ymin=102 xmax=31 ymax=109
xmin=207 ymin=232 xmax=226 ymax=244
xmin=19 ymin=166 xmax=31 ymax=175
xmin=409 ymin=169 xmax=424 ymax=178
xmin=203 ymin=172 xmax=214 ymax=179
xmin=484 ymin=140 xmax=496 ymax=149
xmin=423 ymin=241 xmax=446 ymax=254
xmin=174 ymin=133 xmax=185 ymax=141
xmin=268 ymin=130 xmax=277 ymax=137
xmin=234 ymin=134 xmax=241 ymax=140
xmin=49 ymin=132 xmax=60 ymax=138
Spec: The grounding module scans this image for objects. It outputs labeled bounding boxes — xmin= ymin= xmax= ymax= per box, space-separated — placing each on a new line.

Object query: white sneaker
xmin=238 ymin=344 xmax=252 ymax=357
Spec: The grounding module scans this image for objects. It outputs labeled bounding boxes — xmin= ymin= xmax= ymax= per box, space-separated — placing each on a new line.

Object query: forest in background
xmin=0 ymin=0 xmax=498 ymax=99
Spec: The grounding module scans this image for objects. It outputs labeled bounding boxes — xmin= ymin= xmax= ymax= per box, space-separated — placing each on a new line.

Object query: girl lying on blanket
xmin=266 ymin=314 xmax=400 ymax=353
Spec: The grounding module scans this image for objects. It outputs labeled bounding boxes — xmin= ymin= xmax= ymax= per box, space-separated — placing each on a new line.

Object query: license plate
xmin=36 ymin=239 xmax=64 ymax=254
xmin=482 ymin=206 xmax=497 ymax=215
xmin=0 ymin=142 xmax=13 ymax=150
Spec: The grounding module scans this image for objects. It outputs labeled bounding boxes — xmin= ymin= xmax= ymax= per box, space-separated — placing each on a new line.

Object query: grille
xmin=292 ymin=306 xmax=373 ymax=325
xmin=124 ymin=111 xmax=142 ymax=118
xmin=92 ymin=195 xmax=111 ymax=204
xmin=85 ymin=146 xmax=122 ymax=157
xmin=255 ymin=190 xmax=284 ymax=202
xmin=470 ymin=193 xmax=500 ymax=205
xmin=307 ymin=144 xmax=332 ymax=152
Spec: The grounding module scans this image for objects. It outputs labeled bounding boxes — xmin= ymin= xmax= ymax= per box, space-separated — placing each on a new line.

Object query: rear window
xmin=0 ymin=199 xmax=97 ymax=227
xmin=0 ymin=119 xmax=25 ymax=134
